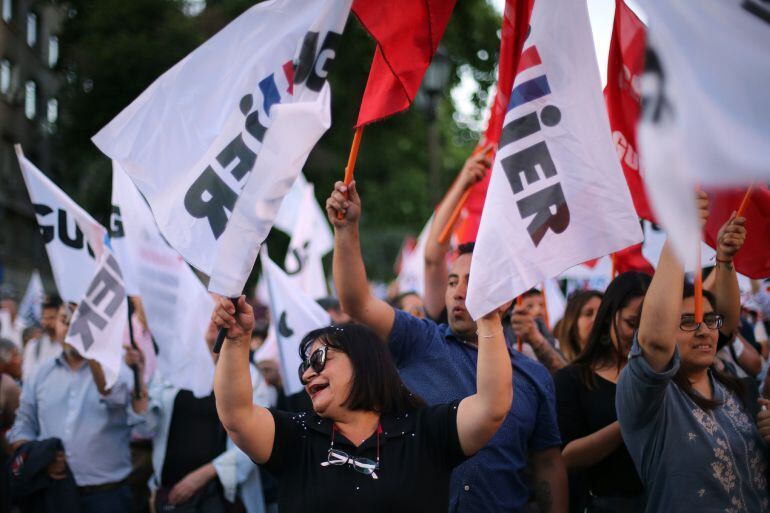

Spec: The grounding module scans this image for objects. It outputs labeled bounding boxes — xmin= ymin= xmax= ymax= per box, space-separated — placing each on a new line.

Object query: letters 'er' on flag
xmin=466 ymin=0 xmax=642 ymax=319
xmin=93 ymin=0 xmax=352 ymax=297
xmin=111 ymin=163 xmax=216 ymax=397
xmin=637 ymin=0 xmax=770 ymax=268
xmin=261 ymin=248 xmax=331 ymax=395
xmin=604 ymin=0 xmax=652 ymax=221
xmin=352 ymin=0 xmax=457 ymax=126
xmin=16 ymin=146 xmax=127 ymax=387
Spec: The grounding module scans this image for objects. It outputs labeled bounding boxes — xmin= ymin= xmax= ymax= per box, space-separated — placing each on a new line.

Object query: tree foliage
xmin=53 ymin=0 xmax=501 ymax=281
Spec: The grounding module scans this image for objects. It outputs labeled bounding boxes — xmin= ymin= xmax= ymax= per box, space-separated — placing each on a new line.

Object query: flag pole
xmin=694 ymin=247 xmax=704 ymax=323
xmin=338 ymin=126 xmax=364 ymax=220
xmin=212 ymin=297 xmax=240 ymax=353
xmin=610 ymin=253 xmax=618 ymax=279
xmin=736 ymin=184 xmax=755 ymax=218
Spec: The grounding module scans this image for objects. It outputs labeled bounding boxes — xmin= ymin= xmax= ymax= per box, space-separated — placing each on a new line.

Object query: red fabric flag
xmin=614 ymin=243 xmax=655 ymax=275
xmin=704 ymin=185 xmax=770 ymax=279
xmin=352 ymin=0 xmax=457 ymax=127
xmin=453 ymin=0 xmax=535 ymax=244
xmin=604 ymin=0 xmax=653 ymax=221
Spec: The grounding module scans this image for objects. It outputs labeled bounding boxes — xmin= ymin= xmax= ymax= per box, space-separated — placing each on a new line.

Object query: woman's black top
xmin=263 ymin=401 xmax=466 ymax=513
xmin=554 ymin=365 xmax=643 ymax=497
xmin=161 ymin=390 xmax=227 ymax=486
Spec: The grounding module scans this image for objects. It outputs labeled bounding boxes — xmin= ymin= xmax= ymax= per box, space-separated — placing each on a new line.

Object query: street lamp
xmin=420 ymin=47 xmax=452 ymax=207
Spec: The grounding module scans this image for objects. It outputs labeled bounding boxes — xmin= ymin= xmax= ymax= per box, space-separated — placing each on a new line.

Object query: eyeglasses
xmin=298 ymin=345 xmax=328 ymax=385
xmin=680 ymin=313 xmax=724 ymax=332
xmin=320 ymin=424 xmax=381 ymax=479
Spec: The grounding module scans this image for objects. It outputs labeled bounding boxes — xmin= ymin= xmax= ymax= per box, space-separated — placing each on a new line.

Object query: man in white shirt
xmin=21 ymin=296 xmax=63 ymax=381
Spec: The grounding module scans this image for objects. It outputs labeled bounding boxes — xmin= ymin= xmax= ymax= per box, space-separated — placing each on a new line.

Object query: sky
xmin=452 ymin=0 xmax=645 ymax=130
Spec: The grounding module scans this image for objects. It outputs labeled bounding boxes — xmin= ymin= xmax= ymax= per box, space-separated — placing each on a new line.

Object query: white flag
xmin=16 ymin=146 xmax=101 ymax=303
xmin=637 ymin=0 xmax=770 ymax=268
xmin=261 ymin=248 xmax=330 ymax=395
xmin=16 ymin=146 xmax=128 ymax=387
xmin=283 ymin=183 xmax=332 ymax=299
xmin=92 ymin=0 xmax=351 ymax=297
xmin=18 ymin=270 xmax=45 ymax=327
xmin=111 ymin=163 xmax=215 ymax=397
xmin=466 ymin=0 xmax=642 ymax=319
xmin=397 ymin=216 xmax=433 ymax=296
xmin=543 ymin=279 xmax=566 ymax=328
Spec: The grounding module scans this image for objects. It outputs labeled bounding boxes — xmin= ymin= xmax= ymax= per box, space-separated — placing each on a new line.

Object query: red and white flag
xmin=466 ymin=0 xmax=642 ymax=319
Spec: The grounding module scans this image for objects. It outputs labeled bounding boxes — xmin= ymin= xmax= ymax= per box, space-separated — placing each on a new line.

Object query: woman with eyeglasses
xmin=553 ymin=272 xmax=651 ymax=513
xmin=617 ymin=217 xmax=770 ymax=512
xmin=212 ymin=295 xmax=512 ymax=513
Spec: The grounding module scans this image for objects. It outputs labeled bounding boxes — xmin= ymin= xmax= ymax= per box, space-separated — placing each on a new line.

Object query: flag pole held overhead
xmin=693 ymin=246 xmax=703 ymax=323
xmin=213 ymin=297 xmax=240 ymax=354
xmin=736 ymin=184 xmax=755 ymax=218
xmin=338 ymin=126 xmax=363 ymax=220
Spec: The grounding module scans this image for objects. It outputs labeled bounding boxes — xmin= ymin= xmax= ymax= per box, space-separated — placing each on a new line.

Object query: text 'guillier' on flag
xmin=92 ymin=0 xmax=353 ymax=297
xmin=465 ymin=0 xmax=642 ymax=320
xmin=16 ymin=146 xmax=128 ymax=388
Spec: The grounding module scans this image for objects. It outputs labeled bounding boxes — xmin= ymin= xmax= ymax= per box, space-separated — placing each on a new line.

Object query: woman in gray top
xmin=617 ymin=216 xmax=770 ymax=513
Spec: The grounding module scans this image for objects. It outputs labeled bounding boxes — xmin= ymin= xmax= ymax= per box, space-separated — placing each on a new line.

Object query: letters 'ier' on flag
xmin=604 ymin=0 xmax=652 ymax=221
xmin=351 ymin=0 xmax=457 ymax=127
xmin=93 ymin=0 xmax=353 ymax=297
xmin=465 ymin=0 xmax=642 ymax=319
xmin=111 ymin=162 xmax=216 ymax=397
xmin=261 ymin=248 xmax=331 ymax=396
xmin=16 ymin=146 xmax=127 ymax=388
xmin=637 ymin=0 xmax=770 ymax=268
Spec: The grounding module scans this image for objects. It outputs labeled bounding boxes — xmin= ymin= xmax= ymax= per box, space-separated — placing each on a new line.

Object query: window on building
xmin=24 ymin=80 xmax=36 ymax=119
xmin=48 ymin=36 xmax=59 ymax=68
xmin=26 ymin=12 xmax=37 ymax=47
xmin=46 ymin=98 xmax=57 ymax=124
xmin=0 ymin=60 xmax=10 ymax=94
xmin=2 ymin=0 xmax=11 ymax=22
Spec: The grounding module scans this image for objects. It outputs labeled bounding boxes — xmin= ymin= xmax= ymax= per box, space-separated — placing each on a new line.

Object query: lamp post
xmin=420 ymin=47 xmax=452 ymax=207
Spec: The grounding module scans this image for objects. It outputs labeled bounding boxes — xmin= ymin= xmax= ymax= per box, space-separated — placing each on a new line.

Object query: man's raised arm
xmin=326 ymin=180 xmax=395 ymax=340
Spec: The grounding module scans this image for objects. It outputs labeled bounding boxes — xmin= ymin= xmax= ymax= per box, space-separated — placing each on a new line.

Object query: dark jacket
xmin=8 ymin=438 xmax=79 ymax=513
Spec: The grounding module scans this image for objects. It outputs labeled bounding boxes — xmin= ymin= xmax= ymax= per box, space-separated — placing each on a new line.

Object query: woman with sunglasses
xmin=617 ymin=221 xmax=770 ymax=512
xmin=212 ymin=295 xmax=512 ymax=513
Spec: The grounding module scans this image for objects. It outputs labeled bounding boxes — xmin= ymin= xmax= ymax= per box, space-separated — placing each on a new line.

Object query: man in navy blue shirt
xmin=326 ymin=180 xmax=568 ymax=513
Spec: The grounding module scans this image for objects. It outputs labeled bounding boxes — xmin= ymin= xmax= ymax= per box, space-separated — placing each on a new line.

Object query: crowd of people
xmin=1 ymin=153 xmax=770 ymax=513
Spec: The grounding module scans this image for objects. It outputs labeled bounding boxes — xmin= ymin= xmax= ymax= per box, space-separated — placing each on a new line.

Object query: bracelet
xmin=476 ymin=330 xmax=504 ymax=339
xmin=715 ymin=258 xmax=733 ymax=263
xmin=716 ymin=258 xmax=734 ymax=270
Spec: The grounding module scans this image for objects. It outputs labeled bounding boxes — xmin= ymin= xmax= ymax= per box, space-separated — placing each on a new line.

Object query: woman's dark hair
xmin=299 ymin=324 xmax=426 ymax=415
xmin=554 ymin=290 xmax=603 ymax=363
xmin=573 ymin=272 xmax=652 ymax=389
xmin=673 ymin=282 xmax=747 ymax=411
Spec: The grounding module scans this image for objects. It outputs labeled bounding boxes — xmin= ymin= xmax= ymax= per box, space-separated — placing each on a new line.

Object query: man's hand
xmin=511 ymin=305 xmax=542 ymax=344
xmin=47 ymin=451 xmax=67 ymax=480
xmin=212 ymin=295 xmax=254 ymax=340
xmin=457 ymin=149 xmax=491 ymax=190
xmin=716 ymin=213 xmax=747 ymax=262
xmin=326 ymin=180 xmax=361 ymax=229
xmin=696 ymin=190 xmax=710 ymax=228
xmin=168 ymin=464 xmax=216 ymax=505
xmin=123 ymin=344 xmax=145 ymax=373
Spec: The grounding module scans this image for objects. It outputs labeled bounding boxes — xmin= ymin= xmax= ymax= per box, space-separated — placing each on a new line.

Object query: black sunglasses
xmin=298 ymin=345 xmax=328 ymax=385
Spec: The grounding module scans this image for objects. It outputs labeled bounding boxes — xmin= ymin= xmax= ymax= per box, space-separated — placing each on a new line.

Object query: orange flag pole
xmin=338 ymin=127 xmax=364 ymax=220
xmin=610 ymin=253 xmax=618 ymax=279
xmin=736 ymin=184 xmax=755 ymax=218
xmin=516 ymin=296 xmax=524 ymax=352
xmin=694 ymin=247 xmax=704 ymax=323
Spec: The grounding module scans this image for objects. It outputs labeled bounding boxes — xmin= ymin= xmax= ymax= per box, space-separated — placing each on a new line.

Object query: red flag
xmin=604 ymin=0 xmax=652 ymax=221
xmin=352 ymin=0 xmax=457 ymax=127
xmin=704 ymin=185 xmax=770 ymax=279
xmin=453 ymin=0 xmax=535 ymax=244
xmin=614 ymin=243 xmax=655 ymax=275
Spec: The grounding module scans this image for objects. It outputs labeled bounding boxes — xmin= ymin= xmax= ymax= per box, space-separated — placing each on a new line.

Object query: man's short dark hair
xmin=522 ymin=288 xmax=541 ymax=299
xmin=457 ymin=242 xmax=475 ymax=256
xmin=43 ymin=295 xmax=62 ymax=311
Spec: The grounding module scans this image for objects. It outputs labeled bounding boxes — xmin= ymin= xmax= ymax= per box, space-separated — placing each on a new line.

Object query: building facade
xmin=0 ymin=0 xmax=62 ymax=290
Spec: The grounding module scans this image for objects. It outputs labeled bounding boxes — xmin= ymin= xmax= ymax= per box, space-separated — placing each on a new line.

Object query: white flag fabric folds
xmin=637 ymin=0 xmax=770 ymax=268
xmin=93 ymin=0 xmax=352 ymax=297
xmin=16 ymin=146 xmax=127 ymax=387
xmin=466 ymin=0 xmax=642 ymax=319
xmin=18 ymin=270 xmax=45 ymax=327
xmin=111 ymin=163 xmax=215 ymax=397
xmin=261 ymin=249 xmax=330 ymax=395
xmin=397 ymin=216 xmax=433 ymax=296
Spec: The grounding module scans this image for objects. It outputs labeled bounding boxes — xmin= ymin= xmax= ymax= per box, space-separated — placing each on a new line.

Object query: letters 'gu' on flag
xmin=16 ymin=146 xmax=127 ymax=388
xmin=261 ymin=248 xmax=330 ymax=395
xmin=637 ymin=0 xmax=770 ymax=269
xmin=352 ymin=0 xmax=457 ymax=126
xmin=466 ymin=0 xmax=642 ymax=319
xmin=111 ymin=162 xmax=216 ymax=397
xmin=93 ymin=0 xmax=352 ymax=297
